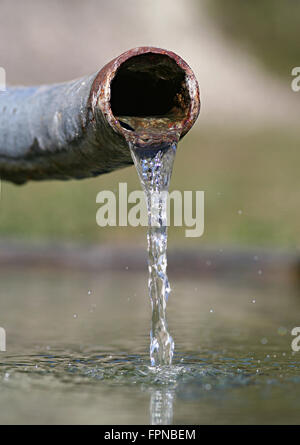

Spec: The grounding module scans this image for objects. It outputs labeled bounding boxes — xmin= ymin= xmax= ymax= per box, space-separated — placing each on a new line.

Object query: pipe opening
xmin=110 ymin=53 xmax=190 ymax=124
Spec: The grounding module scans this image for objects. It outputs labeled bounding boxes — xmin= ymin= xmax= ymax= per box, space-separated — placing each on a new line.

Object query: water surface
xmin=0 ymin=267 xmax=299 ymax=424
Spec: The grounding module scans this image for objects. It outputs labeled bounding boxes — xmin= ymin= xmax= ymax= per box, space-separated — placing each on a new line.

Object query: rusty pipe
xmin=0 ymin=47 xmax=200 ymax=185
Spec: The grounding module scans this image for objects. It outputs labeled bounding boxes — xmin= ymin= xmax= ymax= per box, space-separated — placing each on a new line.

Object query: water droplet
xmin=252 ymin=299 xmax=256 ymax=304
xmin=87 ymin=290 xmax=92 ymax=295
xmin=73 ymin=313 xmax=78 ymax=319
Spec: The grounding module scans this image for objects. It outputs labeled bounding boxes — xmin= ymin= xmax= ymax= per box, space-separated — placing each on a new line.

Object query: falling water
xmin=130 ymin=139 xmax=178 ymax=366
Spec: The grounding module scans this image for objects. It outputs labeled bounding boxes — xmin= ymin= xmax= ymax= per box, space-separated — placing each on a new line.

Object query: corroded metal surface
xmin=0 ymin=47 xmax=200 ymax=184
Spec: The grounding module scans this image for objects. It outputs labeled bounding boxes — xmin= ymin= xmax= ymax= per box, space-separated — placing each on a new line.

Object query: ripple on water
xmin=2 ymin=347 xmax=300 ymax=393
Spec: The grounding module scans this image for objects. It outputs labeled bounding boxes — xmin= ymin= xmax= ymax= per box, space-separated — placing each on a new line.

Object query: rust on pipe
xmin=0 ymin=47 xmax=200 ymax=185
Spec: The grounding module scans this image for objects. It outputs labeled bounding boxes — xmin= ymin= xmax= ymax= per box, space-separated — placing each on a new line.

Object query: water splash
xmin=130 ymin=141 xmax=177 ymax=366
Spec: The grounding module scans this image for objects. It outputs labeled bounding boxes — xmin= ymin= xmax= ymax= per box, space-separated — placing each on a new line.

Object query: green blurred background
xmin=208 ymin=0 xmax=300 ymax=79
xmin=0 ymin=0 xmax=299 ymax=250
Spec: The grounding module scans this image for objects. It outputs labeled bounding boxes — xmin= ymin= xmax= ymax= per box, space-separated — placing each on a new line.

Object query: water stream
xmin=129 ymin=139 xmax=178 ymax=366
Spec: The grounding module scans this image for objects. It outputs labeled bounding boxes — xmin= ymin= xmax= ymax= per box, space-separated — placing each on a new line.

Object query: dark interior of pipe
xmin=110 ymin=53 xmax=189 ymax=120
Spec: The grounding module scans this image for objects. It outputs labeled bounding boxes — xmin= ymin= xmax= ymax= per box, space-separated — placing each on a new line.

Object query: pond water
xmin=0 ymin=267 xmax=299 ymax=424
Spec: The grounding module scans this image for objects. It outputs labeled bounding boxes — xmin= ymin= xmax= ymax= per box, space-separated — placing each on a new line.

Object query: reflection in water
xmin=1 ymin=267 xmax=300 ymax=424
xmin=147 ymin=365 xmax=180 ymax=425
xmin=150 ymin=387 xmax=175 ymax=425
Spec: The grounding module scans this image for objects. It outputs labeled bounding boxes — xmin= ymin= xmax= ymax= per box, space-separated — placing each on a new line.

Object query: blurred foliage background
xmin=1 ymin=126 xmax=299 ymax=249
xmin=0 ymin=0 xmax=299 ymax=250
xmin=208 ymin=0 xmax=300 ymax=79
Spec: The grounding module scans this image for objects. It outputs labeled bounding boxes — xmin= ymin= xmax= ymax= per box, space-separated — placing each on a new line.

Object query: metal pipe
xmin=0 ymin=47 xmax=200 ymax=185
